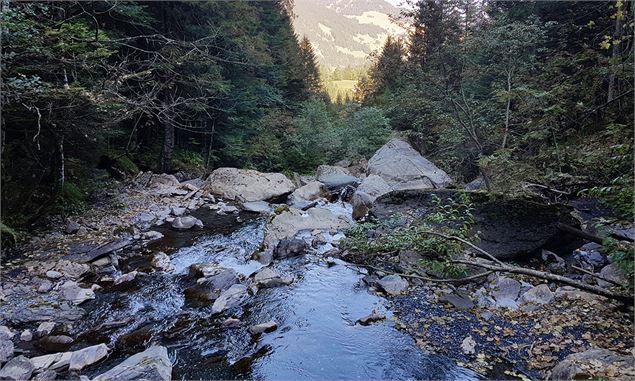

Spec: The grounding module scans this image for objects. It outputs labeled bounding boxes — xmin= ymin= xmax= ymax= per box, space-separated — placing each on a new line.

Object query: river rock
xmin=287 ymin=181 xmax=328 ymax=208
xmin=377 ymin=275 xmax=408 ymax=296
xmin=53 ymin=260 xmax=90 ymax=279
xmin=249 ymin=321 xmax=278 ymax=335
xmin=550 ymin=348 xmax=635 ymax=380
xmin=0 ymin=339 xmax=14 ymax=363
xmin=368 ymin=138 xmax=452 ymax=190
xmin=143 ymin=230 xmax=164 ymax=241
xmin=491 ymin=277 xmax=521 ymax=309
xmin=351 ymin=175 xmax=393 ymax=220
xmin=45 ymin=270 xmax=63 ymax=280
xmin=185 ymin=269 xmax=238 ymax=303
xmin=597 ymin=263 xmax=627 ymax=288
xmin=205 ymin=168 xmax=295 ymax=202
xmin=92 ymin=345 xmax=172 ymax=381
xmin=19 ymin=330 xmax=32 ymax=342
xmin=189 ymin=263 xmax=224 ymax=278
xmin=0 ymin=355 xmax=34 ymax=380
xmin=519 ymin=284 xmax=554 ymax=306
xmin=65 ymin=220 xmax=81 ymax=235
xmin=68 ymin=344 xmax=109 ymax=371
xmin=464 ymin=177 xmax=485 ymax=190
xmin=370 ymin=189 xmax=580 ymax=259
xmin=222 ymin=318 xmax=241 ymax=328
xmin=541 ymin=249 xmax=566 ymax=274
xmin=33 ymin=369 xmax=57 ymax=381
xmin=151 ymin=252 xmax=174 ymax=273
xmin=171 ymin=207 xmax=186 ymax=216
xmin=211 ymin=284 xmax=249 ymax=314
xmin=461 ymin=336 xmax=477 ymax=355
xmin=253 ymin=268 xmax=293 ymax=288
xmin=315 ymin=165 xmax=359 ymax=189
xmin=240 ymin=201 xmax=272 ymax=214
xmin=554 ymin=286 xmax=605 ymax=303
xmin=39 ymin=335 xmax=74 ymax=353
xmin=356 ymin=310 xmax=386 ymax=325
xmin=273 ymin=239 xmax=308 ymax=259
xmin=573 ymin=242 xmax=607 ymax=269
xmin=65 ymin=238 xmax=132 ymax=263
xmin=59 ymin=281 xmax=95 ymax=305
xmin=114 ymin=271 xmax=140 ymax=285
xmin=0 ymin=326 xmax=14 ymax=340
xmin=171 ymin=216 xmax=203 ymax=230
xmin=149 ymin=173 xmax=180 ymax=188
xmin=266 ymin=207 xmax=351 ymax=245
xmin=439 ymin=290 xmax=475 ymax=310
xmin=36 ymin=322 xmax=56 ymax=337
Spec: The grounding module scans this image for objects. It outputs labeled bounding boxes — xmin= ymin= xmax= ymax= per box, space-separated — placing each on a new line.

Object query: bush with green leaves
xmin=603 ymin=237 xmax=634 ymax=289
xmin=341 ymin=193 xmax=476 ymax=279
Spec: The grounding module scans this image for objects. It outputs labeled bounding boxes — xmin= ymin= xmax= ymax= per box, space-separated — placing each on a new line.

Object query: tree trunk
xmin=607 ymin=10 xmax=622 ymax=104
xmin=161 ymin=122 xmax=174 ymax=172
xmin=501 ymin=69 xmax=512 ymax=149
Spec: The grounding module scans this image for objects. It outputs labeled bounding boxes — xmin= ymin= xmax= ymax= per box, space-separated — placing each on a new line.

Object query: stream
xmin=72 ymin=208 xmax=479 ymax=380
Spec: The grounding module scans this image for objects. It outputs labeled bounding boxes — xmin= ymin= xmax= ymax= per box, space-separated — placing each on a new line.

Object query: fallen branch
xmin=419 ymin=231 xmax=505 ymax=266
xmin=361 ymin=263 xmax=493 ymax=284
xmin=556 ymin=223 xmax=603 ymax=244
xmin=451 ymin=259 xmax=633 ymax=305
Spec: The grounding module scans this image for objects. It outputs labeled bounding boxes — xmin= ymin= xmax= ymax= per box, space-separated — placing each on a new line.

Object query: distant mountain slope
xmin=293 ymin=0 xmax=407 ymax=68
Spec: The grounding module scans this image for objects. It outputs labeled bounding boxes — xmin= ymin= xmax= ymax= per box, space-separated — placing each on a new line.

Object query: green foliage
xmin=0 ymin=222 xmax=20 ymax=247
xmin=54 ymin=182 xmax=88 ymax=216
xmin=342 ymin=193 xmax=476 ymax=278
xmin=603 ymin=237 xmax=634 ymax=289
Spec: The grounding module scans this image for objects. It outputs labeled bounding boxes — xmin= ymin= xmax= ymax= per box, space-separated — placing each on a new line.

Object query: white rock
xmin=19 ymin=330 xmax=32 ymax=342
xmin=461 ymin=336 xmax=477 ymax=355
xmin=92 ymin=345 xmax=171 ymax=381
xmin=69 ymin=344 xmax=109 ymax=371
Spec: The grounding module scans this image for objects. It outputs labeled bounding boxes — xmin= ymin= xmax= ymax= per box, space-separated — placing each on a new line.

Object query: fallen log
xmin=556 ymin=223 xmax=603 ymax=244
xmin=451 ymin=259 xmax=633 ymax=305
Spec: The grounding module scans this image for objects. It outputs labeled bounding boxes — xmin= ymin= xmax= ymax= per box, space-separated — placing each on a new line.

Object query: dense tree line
xmin=0 ymin=0 xmax=393 ymax=229
xmin=359 ymin=0 xmax=633 ymax=216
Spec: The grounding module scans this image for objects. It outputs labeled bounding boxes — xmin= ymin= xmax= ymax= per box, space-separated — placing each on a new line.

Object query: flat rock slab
xmin=377 ymin=275 xmax=409 ymax=296
xmin=370 ymin=189 xmax=579 ymax=259
xmin=92 ymin=345 xmax=172 ymax=381
xmin=65 ymin=238 xmax=132 ymax=263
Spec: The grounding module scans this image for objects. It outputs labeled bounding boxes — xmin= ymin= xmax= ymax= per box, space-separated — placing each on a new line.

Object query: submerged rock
xmin=0 ymin=355 xmax=34 ymax=381
xmin=356 ymin=310 xmax=386 ymax=326
xmin=211 ymin=284 xmax=249 ymax=314
xmin=185 ymin=269 xmax=239 ymax=303
xmin=205 ymin=167 xmax=295 ymax=202
xmin=253 ymin=267 xmax=293 ymax=288
xmin=273 ymin=239 xmax=308 ymax=259
xmin=368 ymin=138 xmax=452 ymax=190
xmin=249 ymin=321 xmax=278 ymax=335
xmin=92 ymin=345 xmax=172 ymax=381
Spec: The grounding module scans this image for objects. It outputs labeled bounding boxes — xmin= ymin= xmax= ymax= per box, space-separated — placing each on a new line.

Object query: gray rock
xmin=149 ymin=174 xmax=180 ymax=188
xmin=491 ymin=277 xmax=521 ymax=309
xmin=464 ymin=177 xmax=485 ymax=190
xmin=265 ymin=207 xmax=351 ymax=246
xmin=65 ymin=238 xmax=131 ymax=263
xmin=151 ymin=252 xmax=174 ymax=273
xmin=59 ymin=281 xmax=95 ymax=305
xmin=45 ymin=271 xmax=63 ymax=280
xmin=211 ymin=284 xmax=249 ymax=314
xmin=185 ymin=269 xmax=238 ymax=303
xmin=315 ymin=165 xmax=358 ymax=188
xmin=53 ymin=260 xmax=91 ymax=279
xmin=33 ymin=369 xmax=57 ymax=381
xmin=519 ymin=284 xmax=554 ymax=305
xmin=65 ymin=220 xmax=81 ymax=235
xmin=274 ymin=239 xmax=308 ymax=259
xmin=439 ymin=291 xmax=475 ymax=310
xmin=205 ymin=167 xmax=295 ymax=202
xmin=171 ymin=216 xmax=203 ymax=230
xmin=0 ymin=339 xmax=14 ymax=363
xmin=19 ymin=330 xmax=32 ymax=342
xmin=377 ymin=275 xmax=408 ymax=296
xmin=0 ymin=327 xmax=14 ymax=340
xmin=551 ymin=348 xmax=634 ymax=380
xmin=249 ymin=321 xmax=278 ymax=335
xmin=287 ymin=181 xmax=328 ymax=208
xmin=39 ymin=336 xmax=74 ymax=353
xmin=68 ymin=344 xmax=109 ymax=371
xmin=92 ymin=345 xmax=172 ymax=381
xmin=368 ymin=138 xmax=452 ymax=190
xmin=240 ymin=201 xmax=272 ymax=214
xmin=253 ymin=268 xmax=293 ymax=288
xmin=541 ymin=249 xmax=566 ymax=274
xmin=30 ymin=352 xmax=70 ymax=372
xmin=351 ymin=175 xmax=392 ymax=220
xmin=171 ymin=207 xmax=186 ymax=216
xmin=573 ymin=242 xmax=607 ymax=268
xmin=222 ymin=318 xmax=241 ymax=328
xmin=597 ymin=263 xmax=627 ymax=288
xmin=36 ymin=322 xmax=56 ymax=337
xmin=92 ymin=257 xmax=111 ymax=267
xmin=0 ymin=355 xmax=34 ymax=380
xmin=143 ymin=230 xmax=164 ymax=241
xmin=114 ymin=271 xmax=140 ymax=285
xmin=189 ymin=263 xmax=224 ymax=278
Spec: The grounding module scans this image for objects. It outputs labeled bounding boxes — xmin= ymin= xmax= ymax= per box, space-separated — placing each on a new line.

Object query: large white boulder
xmin=368 ymin=139 xmax=451 ymax=190
xmin=265 ymin=207 xmax=352 ymax=245
xmin=205 ymin=168 xmax=295 ymax=202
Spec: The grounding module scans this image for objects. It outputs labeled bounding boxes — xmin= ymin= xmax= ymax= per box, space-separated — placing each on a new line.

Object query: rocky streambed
xmin=1 ymin=138 xmax=633 ymax=381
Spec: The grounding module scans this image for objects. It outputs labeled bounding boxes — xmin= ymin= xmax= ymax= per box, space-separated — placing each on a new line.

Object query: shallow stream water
xmin=74 ymin=208 xmax=478 ymax=380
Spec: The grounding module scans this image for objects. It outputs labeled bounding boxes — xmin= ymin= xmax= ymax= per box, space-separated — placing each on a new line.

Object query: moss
xmin=0 ymin=222 xmax=19 ymax=246
xmin=115 ymin=155 xmax=140 ymax=175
